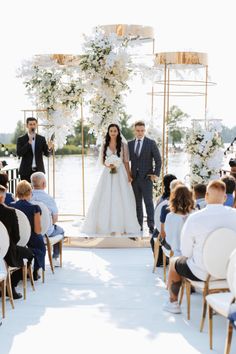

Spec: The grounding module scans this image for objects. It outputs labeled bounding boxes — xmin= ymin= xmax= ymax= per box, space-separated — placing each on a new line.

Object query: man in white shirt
xmin=30 ymin=172 xmax=64 ymax=266
xmin=163 ymin=180 xmax=236 ymax=314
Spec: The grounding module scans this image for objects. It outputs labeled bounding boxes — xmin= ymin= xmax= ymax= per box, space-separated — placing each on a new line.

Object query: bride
xmin=81 ymin=123 xmax=140 ymax=235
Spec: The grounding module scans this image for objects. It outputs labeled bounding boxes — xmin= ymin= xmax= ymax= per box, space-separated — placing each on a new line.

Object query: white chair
xmin=180 ymin=228 xmax=236 ymax=332
xmin=7 ymin=209 xmax=35 ymax=304
xmin=31 ymin=201 xmax=63 ymax=275
xmin=153 ymin=199 xmax=168 ymax=273
xmin=206 ymin=248 xmax=236 ymax=352
xmin=0 ymin=221 xmax=10 ymax=318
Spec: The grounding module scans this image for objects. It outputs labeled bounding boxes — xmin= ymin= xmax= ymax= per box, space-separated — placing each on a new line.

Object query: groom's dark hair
xmin=134 ymin=121 xmax=145 ymax=127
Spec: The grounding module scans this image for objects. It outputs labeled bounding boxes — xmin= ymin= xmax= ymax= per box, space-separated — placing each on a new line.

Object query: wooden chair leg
xmin=179 ymin=281 xmax=185 ymax=305
xmin=46 ymin=238 xmax=54 ymax=274
xmin=200 ymin=294 xmax=208 ymax=332
xmin=208 ymin=304 xmax=213 ymax=349
xmin=224 ymin=320 xmax=233 ymax=354
xmin=186 ymin=281 xmax=191 ymax=320
xmin=42 ymin=269 xmax=45 ymax=283
xmin=28 ymin=265 xmax=35 ymax=291
xmin=22 ymin=265 xmax=27 ymax=300
xmin=59 ymin=240 xmax=63 ymax=268
xmin=163 ymin=252 xmax=167 ymax=283
xmin=6 ymin=273 xmax=14 ymax=309
xmin=1 ymin=280 xmax=6 ymax=318
xmin=153 ymin=237 xmax=160 ymax=273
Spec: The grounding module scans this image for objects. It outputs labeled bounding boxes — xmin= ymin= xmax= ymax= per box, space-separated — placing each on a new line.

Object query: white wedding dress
xmin=81 ymin=143 xmax=140 ymax=236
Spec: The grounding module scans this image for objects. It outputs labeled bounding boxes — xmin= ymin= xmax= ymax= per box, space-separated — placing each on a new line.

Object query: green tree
xmin=67 ymin=120 xmax=96 ymax=147
xmin=11 ymin=120 xmax=26 ymax=144
xmin=167 ymin=105 xmax=189 ymax=146
xmin=120 ymin=112 xmax=134 ymax=141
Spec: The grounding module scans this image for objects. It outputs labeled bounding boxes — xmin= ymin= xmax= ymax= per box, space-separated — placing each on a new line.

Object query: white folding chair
xmin=153 ymin=199 xmax=168 ymax=273
xmin=0 ymin=221 xmax=10 ymax=318
xmin=206 ymin=248 xmax=236 ymax=352
xmin=31 ymin=201 xmax=63 ymax=275
xmin=7 ymin=209 xmax=35 ymax=304
xmin=180 ymin=228 xmax=236 ymax=332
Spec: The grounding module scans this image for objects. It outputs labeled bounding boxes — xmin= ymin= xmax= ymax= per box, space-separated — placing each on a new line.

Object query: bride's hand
xmin=109 ymin=164 xmax=115 ymax=169
xmin=128 ymin=175 xmax=133 ymax=183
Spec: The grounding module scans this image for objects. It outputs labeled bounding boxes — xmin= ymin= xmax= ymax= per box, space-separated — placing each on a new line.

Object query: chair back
xmin=0 ymin=221 xmax=10 ymax=258
xmin=203 ymin=228 xmax=236 ymax=279
xmin=154 ymin=199 xmax=168 ymax=231
xmin=15 ymin=209 xmax=31 ymax=246
xmin=31 ymin=201 xmax=51 ymax=235
xmin=227 ymin=248 xmax=236 ymax=296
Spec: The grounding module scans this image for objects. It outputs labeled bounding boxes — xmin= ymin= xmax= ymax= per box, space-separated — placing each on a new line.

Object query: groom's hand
xmin=147 ymin=174 xmax=158 ymax=182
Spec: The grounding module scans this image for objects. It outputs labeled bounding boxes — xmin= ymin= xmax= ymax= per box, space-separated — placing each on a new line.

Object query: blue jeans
xmin=48 ymin=225 xmax=64 ymax=258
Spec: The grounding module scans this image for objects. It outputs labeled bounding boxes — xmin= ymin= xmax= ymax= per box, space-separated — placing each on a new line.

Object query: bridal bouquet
xmin=105 ymin=155 xmax=122 ymax=174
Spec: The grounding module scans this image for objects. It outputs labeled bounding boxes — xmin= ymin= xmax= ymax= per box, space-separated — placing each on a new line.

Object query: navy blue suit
xmin=128 ymin=137 xmax=162 ymax=232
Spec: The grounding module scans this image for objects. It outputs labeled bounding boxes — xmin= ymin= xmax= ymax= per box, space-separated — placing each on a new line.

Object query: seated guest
xmin=164 ymin=185 xmax=195 ymax=256
xmin=163 ymin=180 xmax=236 ymax=314
xmin=221 ymin=175 xmax=236 ymax=207
xmin=0 ymin=171 xmax=15 ymax=205
xmin=151 ymin=174 xmax=177 ymax=252
xmin=0 ymin=185 xmax=33 ymax=299
xmin=159 ymin=180 xmax=184 ymax=243
xmin=11 ymin=180 xmax=46 ymax=280
xmin=193 ymin=183 xmax=207 ymax=210
xmin=31 ymin=172 xmax=64 ymax=266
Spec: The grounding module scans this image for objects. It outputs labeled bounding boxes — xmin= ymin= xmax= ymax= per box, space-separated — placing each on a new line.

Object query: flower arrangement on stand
xmin=79 ymin=28 xmax=133 ymax=136
xmin=185 ymin=121 xmax=224 ymax=185
xmin=18 ymin=61 xmax=84 ymax=149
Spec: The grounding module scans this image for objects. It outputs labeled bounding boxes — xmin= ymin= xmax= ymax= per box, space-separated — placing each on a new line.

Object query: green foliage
xmin=167 ymin=105 xmax=189 ymax=146
xmin=0 ymin=144 xmax=16 ymax=157
xmin=120 ymin=112 xmax=134 ymax=140
xmin=11 ymin=120 xmax=26 ymax=144
xmin=66 ymin=120 xmax=96 ymax=147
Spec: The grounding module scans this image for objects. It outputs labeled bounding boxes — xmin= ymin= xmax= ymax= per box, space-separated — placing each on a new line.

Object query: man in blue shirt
xmin=30 ymin=172 xmax=64 ymax=266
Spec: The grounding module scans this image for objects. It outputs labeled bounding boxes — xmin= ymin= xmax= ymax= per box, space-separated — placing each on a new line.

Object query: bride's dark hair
xmin=103 ymin=124 xmax=122 ymax=162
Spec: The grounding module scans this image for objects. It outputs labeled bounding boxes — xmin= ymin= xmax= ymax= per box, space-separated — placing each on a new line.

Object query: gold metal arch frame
xmin=150 ymin=52 xmax=214 ymax=186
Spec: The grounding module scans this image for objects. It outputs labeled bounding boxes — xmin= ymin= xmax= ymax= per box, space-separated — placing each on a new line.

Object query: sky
xmin=1 ymin=0 xmax=236 ymax=133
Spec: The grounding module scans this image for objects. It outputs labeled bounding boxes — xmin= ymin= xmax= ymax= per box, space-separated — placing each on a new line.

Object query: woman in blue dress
xmin=11 ymin=180 xmax=46 ymax=280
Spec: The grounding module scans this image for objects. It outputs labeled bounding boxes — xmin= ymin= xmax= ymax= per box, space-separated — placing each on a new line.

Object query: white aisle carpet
xmin=0 ymin=248 xmax=235 ymax=354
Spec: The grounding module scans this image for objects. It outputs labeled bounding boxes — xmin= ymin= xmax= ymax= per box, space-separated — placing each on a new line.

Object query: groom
xmin=128 ymin=121 xmax=162 ymax=235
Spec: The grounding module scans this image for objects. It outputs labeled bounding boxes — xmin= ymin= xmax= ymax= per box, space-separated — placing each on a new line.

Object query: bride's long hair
xmin=103 ymin=124 xmax=122 ymax=162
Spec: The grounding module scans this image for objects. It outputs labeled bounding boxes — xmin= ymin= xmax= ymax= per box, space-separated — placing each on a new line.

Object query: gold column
xmin=165 ymin=68 xmax=170 ymax=174
xmin=81 ymin=101 xmax=85 ymax=216
xmin=161 ymin=64 xmax=167 ymax=190
xmin=204 ymin=65 xmax=208 ymax=129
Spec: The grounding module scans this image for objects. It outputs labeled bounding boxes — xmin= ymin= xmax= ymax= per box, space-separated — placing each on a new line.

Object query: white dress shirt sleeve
xmin=180 ymin=217 xmax=195 ymax=258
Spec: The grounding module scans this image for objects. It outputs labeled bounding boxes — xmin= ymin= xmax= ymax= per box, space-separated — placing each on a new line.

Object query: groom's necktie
xmin=135 ymin=139 xmax=141 ymax=157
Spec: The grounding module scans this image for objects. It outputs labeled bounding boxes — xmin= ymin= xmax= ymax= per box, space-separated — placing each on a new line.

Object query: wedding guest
xmin=159 ymin=180 xmax=184 ymax=242
xmin=164 ymin=185 xmax=195 ymax=256
xmin=16 ymin=117 xmax=53 ymax=182
xmin=11 ymin=180 xmax=46 ymax=280
xmin=0 ymin=185 xmax=33 ymax=299
xmin=150 ymin=174 xmax=177 ymax=254
xmin=0 ymin=171 xmax=15 ymax=205
xmin=163 ymin=180 xmax=236 ymax=314
xmin=193 ymin=183 xmax=207 ymax=210
xmin=221 ymin=175 xmax=236 ymax=207
xmin=31 ymin=172 xmax=64 ymax=266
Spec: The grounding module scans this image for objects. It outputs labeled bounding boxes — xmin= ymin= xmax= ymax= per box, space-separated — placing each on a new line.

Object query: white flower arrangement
xmin=18 ymin=60 xmax=84 ymax=148
xmin=105 ymin=154 xmax=122 ymax=174
xmin=185 ymin=121 xmax=224 ymax=185
xmin=79 ymin=28 xmax=133 ymax=135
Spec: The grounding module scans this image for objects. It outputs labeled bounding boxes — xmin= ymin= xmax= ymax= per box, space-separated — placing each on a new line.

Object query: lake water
xmin=4 ymin=150 xmax=232 ymax=215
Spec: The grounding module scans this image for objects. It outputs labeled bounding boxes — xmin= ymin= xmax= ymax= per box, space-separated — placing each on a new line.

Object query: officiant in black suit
xmin=17 ymin=117 xmax=53 ymax=182
xmin=128 ymin=121 xmax=162 ymax=235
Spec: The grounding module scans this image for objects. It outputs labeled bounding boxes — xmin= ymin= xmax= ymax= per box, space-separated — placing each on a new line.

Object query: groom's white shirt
xmin=134 ymin=136 xmax=145 ymax=155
